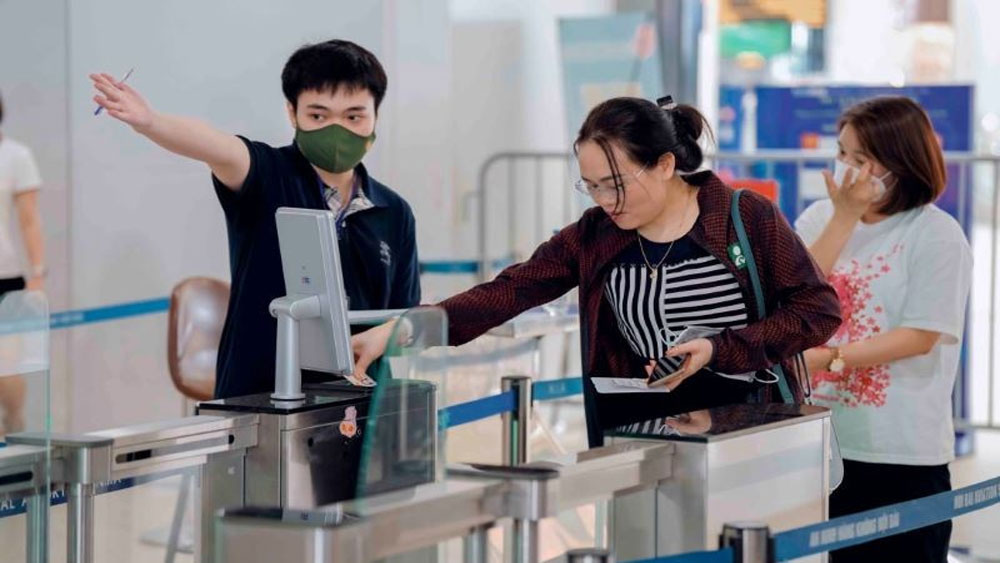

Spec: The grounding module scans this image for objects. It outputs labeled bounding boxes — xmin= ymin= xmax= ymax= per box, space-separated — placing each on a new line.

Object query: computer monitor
xmin=271 ymin=207 xmax=353 ymax=399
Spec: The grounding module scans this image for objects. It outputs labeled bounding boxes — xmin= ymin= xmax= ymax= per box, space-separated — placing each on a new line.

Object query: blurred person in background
xmin=0 ymin=90 xmax=47 ymax=434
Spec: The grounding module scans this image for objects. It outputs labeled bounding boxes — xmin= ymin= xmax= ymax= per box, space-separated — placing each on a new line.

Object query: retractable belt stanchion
xmin=720 ymin=522 xmax=771 ymax=563
xmin=501 ymin=375 xmax=532 ymax=466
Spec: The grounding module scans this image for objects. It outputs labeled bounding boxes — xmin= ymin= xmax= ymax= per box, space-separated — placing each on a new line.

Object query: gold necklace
xmin=637 ymin=189 xmax=694 ymax=280
xmin=638 ymin=234 xmax=675 ymax=280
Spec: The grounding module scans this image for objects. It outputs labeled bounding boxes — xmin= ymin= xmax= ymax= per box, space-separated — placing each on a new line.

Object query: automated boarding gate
xmin=606 ymin=403 xmax=832 ymax=563
xmin=5 ymin=379 xmax=437 ymax=563
xmin=213 ymin=402 xmax=831 ymax=563
xmin=197 ymin=380 xmax=438 ymax=562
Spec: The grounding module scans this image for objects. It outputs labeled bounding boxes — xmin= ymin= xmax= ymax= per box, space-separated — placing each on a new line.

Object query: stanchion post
xmin=26 ymin=490 xmax=48 ymax=563
xmin=512 ymin=518 xmax=539 ymax=563
xmin=720 ymin=522 xmax=771 ymax=563
xmin=501 ymin=375 xmax=532 ymax=466
xmin=463 ymin=524 xmax=490 ymax=563
xmin=565 ymin=547 xmax=614 ymax=562
xmin=68 ymin=482 xmax=96 ymax=563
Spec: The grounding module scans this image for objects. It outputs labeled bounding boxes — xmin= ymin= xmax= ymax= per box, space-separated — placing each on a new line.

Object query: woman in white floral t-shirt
xmin=795 ymin=96 xmax=972 ymax=562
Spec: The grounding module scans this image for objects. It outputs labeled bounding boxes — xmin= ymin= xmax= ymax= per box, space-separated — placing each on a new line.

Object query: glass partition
xmin=356 ymin=306 xmax=450 ymax=499
xmin=0 ymin=290 xmax=51 ymax=561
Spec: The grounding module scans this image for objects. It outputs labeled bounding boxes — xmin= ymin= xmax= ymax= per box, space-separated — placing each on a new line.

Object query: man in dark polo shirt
xmin=91 ymin=40 xmax=420 ymax=398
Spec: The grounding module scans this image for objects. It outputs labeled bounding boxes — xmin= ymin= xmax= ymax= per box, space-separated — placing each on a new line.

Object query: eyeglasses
xmin=573 ymin=167 xmax=646 ymax=200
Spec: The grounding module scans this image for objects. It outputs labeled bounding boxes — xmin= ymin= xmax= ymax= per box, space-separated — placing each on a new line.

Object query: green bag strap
xmin=731 ymin=190 xmax=794 ymax=404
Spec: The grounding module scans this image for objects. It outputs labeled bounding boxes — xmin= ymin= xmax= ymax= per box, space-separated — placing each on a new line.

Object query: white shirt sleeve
xmin=13 ymin=145 xmax=42 ymax=192
xmin=793 ymin=199 xmax=832 ymax=247
xmin=898 ymin=216 xmax=972 ymax=344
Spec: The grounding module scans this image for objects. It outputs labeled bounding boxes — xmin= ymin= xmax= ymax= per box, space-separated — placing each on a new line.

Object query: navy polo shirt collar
xmin=352 ymin=163 xmax=390 ymax=209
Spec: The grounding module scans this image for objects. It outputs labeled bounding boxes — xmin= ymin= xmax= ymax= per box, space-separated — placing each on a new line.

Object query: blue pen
xmin=94 ymin=68 xmax=134 ymax=116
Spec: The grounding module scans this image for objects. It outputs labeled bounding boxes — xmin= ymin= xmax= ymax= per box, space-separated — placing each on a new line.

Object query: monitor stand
xmin=269 ymin=294 xmax=321 ymax=402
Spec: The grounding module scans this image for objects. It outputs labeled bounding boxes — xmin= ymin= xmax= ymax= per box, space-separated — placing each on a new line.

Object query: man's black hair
xmin=281 ymin=39 xmax=387 ymax=112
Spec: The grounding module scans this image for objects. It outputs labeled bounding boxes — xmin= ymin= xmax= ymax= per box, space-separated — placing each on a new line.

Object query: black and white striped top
xmin=605 ymin=234 xmax=749 ymax=373
xmin=615 ymin=417 xmax=682 ymax=437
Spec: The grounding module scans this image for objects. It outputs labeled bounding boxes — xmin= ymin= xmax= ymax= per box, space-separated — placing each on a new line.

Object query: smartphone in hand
xmin=647 ymin=355 xmax=688 ymax=387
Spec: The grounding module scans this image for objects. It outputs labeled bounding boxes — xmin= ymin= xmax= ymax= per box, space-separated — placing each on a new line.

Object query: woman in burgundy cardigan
xmin=354 ymin=97 xmax=841 ymax=447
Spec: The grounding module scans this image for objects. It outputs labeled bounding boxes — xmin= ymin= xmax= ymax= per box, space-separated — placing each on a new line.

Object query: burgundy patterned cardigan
xmin=438 ymin=171 xmax=841 ymax=446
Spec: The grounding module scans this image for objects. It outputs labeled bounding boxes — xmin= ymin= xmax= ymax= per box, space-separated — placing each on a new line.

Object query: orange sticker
xmin=339 ymin=406 xmax=358 ymax=438
xmin=339 ymin=420 xmax=357 ymax=438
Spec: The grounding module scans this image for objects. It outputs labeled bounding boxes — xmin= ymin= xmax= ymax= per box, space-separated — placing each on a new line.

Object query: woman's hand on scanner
xmin=645 ymin=337 xmax=713 ymax=391
xmin=351 ymin=319 xmax=397 ymax=379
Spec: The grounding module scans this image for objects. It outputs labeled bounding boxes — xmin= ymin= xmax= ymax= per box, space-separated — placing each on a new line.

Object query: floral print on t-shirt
xmin=812 ymin=244 xmax=904 ymax=408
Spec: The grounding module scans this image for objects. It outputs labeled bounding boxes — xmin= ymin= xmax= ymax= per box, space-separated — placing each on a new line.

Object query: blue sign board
xmin=753 ymin=85 xmax=973 ymax=223
xmin=559 ymin=12 xmax=664 ymax=143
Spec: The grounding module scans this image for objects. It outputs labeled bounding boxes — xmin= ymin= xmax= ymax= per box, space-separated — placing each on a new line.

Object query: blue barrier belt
xmin=420 ymin=261 xmax=479 ymax=274
xmin=0 ymin=298 xmax=172 ymax=335
xmin=532 ymin=377 xmax=583 ymax=401
xmin=439 ymin=390 xmax=517 ymax=429
xmin=438 ymin=377 xmax=585 ymax=430
xmin=50 ymin=297 xmax=171 ymax=330
xmin=0 ymin=468 xmax=191 ymax=519
xmin=625 ymin=547 xmax=733 ymax=563
xmin=436 ymin=377 xmax=582 ymax=432
xmin=773 ymin=475 xmax=1000 ymax=560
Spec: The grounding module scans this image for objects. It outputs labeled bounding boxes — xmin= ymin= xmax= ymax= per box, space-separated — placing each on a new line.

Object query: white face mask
xmin=833 ymin=159 xmax=891 ymax=199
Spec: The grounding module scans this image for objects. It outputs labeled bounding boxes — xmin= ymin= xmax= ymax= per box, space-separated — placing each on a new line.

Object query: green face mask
xmin=295 ymin=123 xmax=376 ymax=174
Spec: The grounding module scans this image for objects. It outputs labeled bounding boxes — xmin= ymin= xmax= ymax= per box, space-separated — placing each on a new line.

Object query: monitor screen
xmin=274 ymin=208 xmax=353 ymax=375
